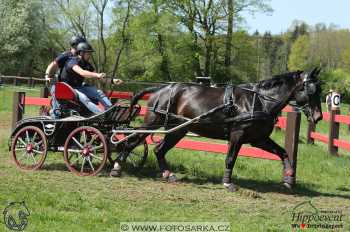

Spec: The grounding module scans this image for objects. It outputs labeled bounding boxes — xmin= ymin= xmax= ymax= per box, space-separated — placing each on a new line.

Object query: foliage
xmin=0 ymin=0 xmax=46 ymax=75
xmin=320 ymin=69 xmax=350 ymax=103
xmin=1 ymin=0 xmax=350 ymax=97
xmin=288 ymin=35 xmax=310 ymax=71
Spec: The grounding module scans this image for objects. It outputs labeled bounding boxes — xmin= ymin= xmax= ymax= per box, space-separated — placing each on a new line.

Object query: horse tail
xmin=130 ymin=86 xmax=165 ymax=107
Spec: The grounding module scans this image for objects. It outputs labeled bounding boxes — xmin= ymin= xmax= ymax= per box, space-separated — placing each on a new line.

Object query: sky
xmin=242 ymin=0 xmax=350 ymax=34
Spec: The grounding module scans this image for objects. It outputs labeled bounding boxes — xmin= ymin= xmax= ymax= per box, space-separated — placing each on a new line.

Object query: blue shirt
xmin=55 ymin=51 xmax=73 ymax=81
xmin=61 ymin=57 xmax=94 ymax=88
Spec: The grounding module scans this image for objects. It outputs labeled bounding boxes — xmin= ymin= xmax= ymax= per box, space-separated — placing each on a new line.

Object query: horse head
xmin=293 ymin=67 xmax=323 ymax=124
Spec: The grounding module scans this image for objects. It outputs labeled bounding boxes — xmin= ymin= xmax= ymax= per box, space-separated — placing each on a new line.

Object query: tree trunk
xmin=204 ymin=35 xmax=212 ymax=77
xmin=188 ymin=19 xmax=202 ymax=76
xmin=111 ymin=0 xmax=131 ymax=81
xmin=224 ymin=0 xmax=234 ymax=67
xmin=157 ymin=33 xmax=172 ymax=81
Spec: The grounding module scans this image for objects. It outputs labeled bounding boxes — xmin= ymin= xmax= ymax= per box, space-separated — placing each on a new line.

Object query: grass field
xmin=0 ymin=85 xmax=350 ymax=232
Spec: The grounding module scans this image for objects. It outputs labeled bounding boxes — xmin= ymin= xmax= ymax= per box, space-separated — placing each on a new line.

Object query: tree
xmin=224 ymin=0 xmax=272 ymax=70
xmin=288 ymin=35 xmax=310 ymax=71
xmin=0 ymin=0 xmax=47 ymax=75
xmin=90 ymin=0 xmax=110 ymax=72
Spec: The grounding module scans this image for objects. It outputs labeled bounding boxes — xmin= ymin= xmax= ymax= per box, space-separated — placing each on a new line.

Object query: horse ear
xmin=311 ymin=67 xmax=321 ymax=79
xmin=309 ymin=67 xmax=317 ymax=77
xmin=315 ymin=67 xmax=321 ymax=76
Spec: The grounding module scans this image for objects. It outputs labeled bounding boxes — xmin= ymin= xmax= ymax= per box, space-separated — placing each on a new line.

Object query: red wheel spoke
xmin=89 ymin=153 xmax=103 ymax=161
xmin=80 ymin=158 xmax=86 ymax=173
xmin=91 ymin=144 xmax=103 ymax=151
xmin=34 ymin=140 xmax=43 ymax=147
xmin=88 ymin=134 xmax=98 ymax=145
xmin=25 ymin=131 xmax=30 ymax=143
xmin=30 ymin=153 xmax=37 ymax=164
xmin=32 ymin=149 xmax=43 ymax=154
xmin=18 ymin=138 xmax=27 ymax=146
xmin=32 ymin=132 xmax=38 ymax=142
xmin=86 ymin=157 xmax=95 ymax=172
xmin=72 ymin=137 xmax=84 ymax=149
xmin=82 ymin=130 xmax=87 ymax=146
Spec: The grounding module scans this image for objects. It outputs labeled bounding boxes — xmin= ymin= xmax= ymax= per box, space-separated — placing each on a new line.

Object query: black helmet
xmin=76 ymin=42 xmax=95 ymax=54
xmin=70 ymin=35 xmax=86 ymax=48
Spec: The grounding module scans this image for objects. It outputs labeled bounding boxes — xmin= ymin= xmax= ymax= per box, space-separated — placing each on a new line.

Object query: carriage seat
xmin=55 ymin=82 xmax=78 ymax=101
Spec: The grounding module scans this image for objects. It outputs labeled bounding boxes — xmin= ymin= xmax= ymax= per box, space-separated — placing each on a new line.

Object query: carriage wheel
xmin=64 ymin=126 xmax=107 ymax=176
xmin=11 ymin=126 xmax=48 ymax=171
xmin=108 ymin=133 xmax=148 ymax=171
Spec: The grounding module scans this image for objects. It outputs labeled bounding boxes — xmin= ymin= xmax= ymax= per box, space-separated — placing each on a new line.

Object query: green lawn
xmin=0 ymin=85 xmax=350 ymax=232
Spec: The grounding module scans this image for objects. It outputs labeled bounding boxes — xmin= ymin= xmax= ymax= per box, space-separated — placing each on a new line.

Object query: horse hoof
xmin=168 ymin=174 xmax=177 ymax=183
xmin=224 ymin=183 xmax=238 ymax=192
xmin=110 ymin=169 xmax=122 ymax=177
xmin=283 ymin=182 xmax=294 ymax=191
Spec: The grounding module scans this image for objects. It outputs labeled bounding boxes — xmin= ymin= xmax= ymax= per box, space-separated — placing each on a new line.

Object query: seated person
xmin=60 ymin=42 xmax=121 ymax=114
xmin=45 ymin=35 xmax=87 ymax=118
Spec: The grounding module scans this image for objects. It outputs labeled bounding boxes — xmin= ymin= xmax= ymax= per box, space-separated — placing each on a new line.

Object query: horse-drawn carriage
xmin=9 ymin=68 xmax=323 ymax=191
xmin=9 ymin=82 xmax=148 ymax=176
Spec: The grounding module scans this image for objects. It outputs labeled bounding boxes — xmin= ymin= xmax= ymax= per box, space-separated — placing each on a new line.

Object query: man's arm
xmin=72 ymin=65 xmax=105 ymax=79
xmin=45 ymin=61 xmax=58 ymax=81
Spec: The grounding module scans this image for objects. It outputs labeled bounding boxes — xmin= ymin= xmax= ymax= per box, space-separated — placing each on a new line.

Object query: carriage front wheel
xmin=11 ymin=126 xmax=48 ymax=171
xmin=64 ymin=126 xmax=107 ymax=176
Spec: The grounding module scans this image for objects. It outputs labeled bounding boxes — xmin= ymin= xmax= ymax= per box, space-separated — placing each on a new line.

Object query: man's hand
xmin=96 ymin=73 xmax=106 ymax=79
xmin=113 ymin=78 xmax=123 ymax=85
xmin=45 ymin=74 xmax=51 ymax=83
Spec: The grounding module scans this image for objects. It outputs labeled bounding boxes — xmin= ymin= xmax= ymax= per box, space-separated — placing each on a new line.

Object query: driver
xmin=45 ymin=35 xmax=86 ymax=118
xmin=60 ymin=42 xmax=120 ymax=114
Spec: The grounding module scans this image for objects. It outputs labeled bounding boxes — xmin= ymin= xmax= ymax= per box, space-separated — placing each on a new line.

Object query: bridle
xmin=289 ymin=73 xmax=319 ymax=115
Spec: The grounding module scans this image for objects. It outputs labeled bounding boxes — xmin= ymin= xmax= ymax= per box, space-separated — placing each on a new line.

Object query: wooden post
xmin=348 ymin=105 xmax=350 ymax=131
xmin=11 ymin=92 xmax=25 ymax=131
xmin=13 ymin=76 xmax=17 ymax=86
xmin=328 ymin=109 xmax=340 ymax=155
xmin=40 ymin=86 xmax=49 ymax=98
xmin=306 ymin=122 xmax=315 ymax=144
xmin=284 ymin=110 xmax=301 ymax=185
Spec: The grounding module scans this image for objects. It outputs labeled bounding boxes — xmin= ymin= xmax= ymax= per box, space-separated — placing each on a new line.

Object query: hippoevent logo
xmin=3 ymin=201 xmax=30 ymax=231
xmin=290 ymin=200 xmax=344 ymax=230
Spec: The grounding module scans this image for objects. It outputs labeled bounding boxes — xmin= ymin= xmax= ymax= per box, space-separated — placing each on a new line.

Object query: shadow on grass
xmin=42 ymin=162 xmax=70 ymax=172
xmin=40 ymin=159 xmax=350 ymax=200
xmin=119 ymin=162 xmax=350 ymax=199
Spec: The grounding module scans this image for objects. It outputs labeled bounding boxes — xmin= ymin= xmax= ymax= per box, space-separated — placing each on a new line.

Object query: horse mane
xmin=258 ymin=71 xmax=303 ymax=90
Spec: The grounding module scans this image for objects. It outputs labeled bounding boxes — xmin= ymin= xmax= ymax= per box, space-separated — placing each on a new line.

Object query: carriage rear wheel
xmin=108 ymin=133 xmax=148 ymax=171
xmin=11 ymin=126 xmax=48 ymax=171
xmin=64 ymin=126 xmax=107 ymax=176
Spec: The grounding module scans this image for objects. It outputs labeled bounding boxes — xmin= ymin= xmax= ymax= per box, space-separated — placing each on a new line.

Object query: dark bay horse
xmin=113 ymin=68 xmax=322 ymax=192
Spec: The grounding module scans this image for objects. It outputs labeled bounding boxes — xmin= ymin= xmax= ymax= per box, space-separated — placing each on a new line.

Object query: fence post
xmin=11 ymin=92 xmax=25 ymax=131
xmin=328 ymin=109 xmax=340 ymax=155
xmin=348 ymin=106 xmax=350 ymax=131
xmin=41 ymin=86 xmax=49 ymax=98
xmin=284 ymin=110 xmax=301 ymax=185
xmin=306 ymin=122 xmax=315 ymax=144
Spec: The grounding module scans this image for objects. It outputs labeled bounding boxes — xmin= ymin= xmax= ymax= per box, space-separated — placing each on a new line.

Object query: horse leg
xmin=223 ymin=130 xmax=244 ymax=192
xmin=110 ymin=111 xmax=161 ymax=177
xmin=154 ymin=129 xmax=187 ymax=182
xmin=251 ymin=138 xmax=294 ymax=190
xmin=110 ymin=133 xmax=150 ymax=177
